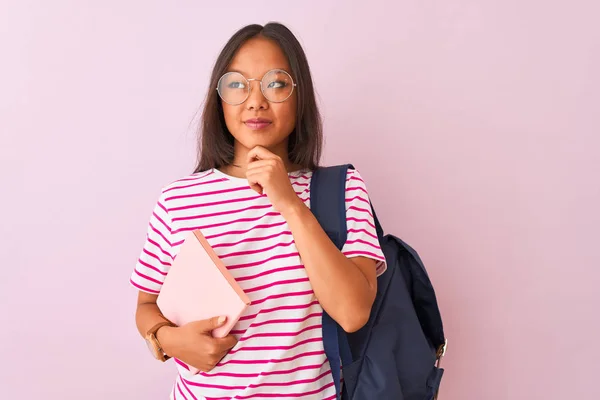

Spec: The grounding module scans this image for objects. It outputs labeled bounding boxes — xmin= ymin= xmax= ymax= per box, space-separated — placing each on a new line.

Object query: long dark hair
xmin=194 ymin=23 xmax=323 ymax=173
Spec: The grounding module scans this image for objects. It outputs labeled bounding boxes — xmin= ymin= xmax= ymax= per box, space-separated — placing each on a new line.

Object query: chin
xmin=240 ymin=138 xmax=279 ymax=151
xmin=236 ymin=128 xmax=286 ymax=150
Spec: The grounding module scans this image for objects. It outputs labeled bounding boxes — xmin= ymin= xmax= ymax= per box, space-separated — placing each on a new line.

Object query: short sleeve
xmin=341 ymin=169 xmax=387 ymax=276
xmin=129 ymin=189 xmax=174 ymax=294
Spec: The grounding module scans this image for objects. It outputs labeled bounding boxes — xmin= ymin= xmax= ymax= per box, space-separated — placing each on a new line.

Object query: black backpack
xmin=310 ymin=164 xmax=447 ymax=400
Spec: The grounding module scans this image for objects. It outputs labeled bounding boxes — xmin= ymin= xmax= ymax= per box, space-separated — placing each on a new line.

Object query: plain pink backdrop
xmin=1 ymin=1 xmax=598 ymax=399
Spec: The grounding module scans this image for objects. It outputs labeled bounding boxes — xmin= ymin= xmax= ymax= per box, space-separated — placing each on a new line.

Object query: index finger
xmin=247 ymin=146 xmax=278 ymax=164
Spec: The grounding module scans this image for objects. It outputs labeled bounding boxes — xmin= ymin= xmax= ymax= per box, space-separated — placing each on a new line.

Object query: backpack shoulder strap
xmin=310 ymin=164 xmax=354 ymax=248
xmin=311 ymin=164 xmax=384 ymax=239
xmin=310 ymin=164 xmax=355 ymax=399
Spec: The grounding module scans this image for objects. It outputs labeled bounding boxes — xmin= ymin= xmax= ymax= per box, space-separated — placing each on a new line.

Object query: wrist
xmin=280 ymin=198 xmax=309 ymax=221
xmin=156 ymin=325 xmax=178 ymax=357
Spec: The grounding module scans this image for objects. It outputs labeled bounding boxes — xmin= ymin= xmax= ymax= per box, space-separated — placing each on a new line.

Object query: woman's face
xmin=221 ymin=37 xmax=297 ymax=157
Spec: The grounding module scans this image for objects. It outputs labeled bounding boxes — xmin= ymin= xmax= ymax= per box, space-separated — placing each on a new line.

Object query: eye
xmin=267 ymin=80 xmax=287 ymax=89
xmin=227 ymin=81 xmax=246 ymax=89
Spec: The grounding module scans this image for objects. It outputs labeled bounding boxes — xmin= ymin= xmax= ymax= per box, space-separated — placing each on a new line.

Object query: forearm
xmin=282 ymin=201 xmax=376 ymax=332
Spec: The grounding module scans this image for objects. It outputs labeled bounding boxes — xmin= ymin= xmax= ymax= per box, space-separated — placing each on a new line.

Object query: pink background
xmin=1 ymin=1 xmax=598 ymax=399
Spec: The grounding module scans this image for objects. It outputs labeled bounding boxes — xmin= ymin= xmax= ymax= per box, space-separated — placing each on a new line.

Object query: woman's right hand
xmin=158 ymin=316 xmax=238 ymax=372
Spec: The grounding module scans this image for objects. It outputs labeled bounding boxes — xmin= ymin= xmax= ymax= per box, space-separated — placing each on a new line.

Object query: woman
xmin=131 ymin=22 xmax=386 ymax=399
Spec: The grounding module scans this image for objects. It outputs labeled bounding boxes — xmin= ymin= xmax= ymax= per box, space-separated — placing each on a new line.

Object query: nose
xmin=245 ymin=80 xmax=269 ymax=111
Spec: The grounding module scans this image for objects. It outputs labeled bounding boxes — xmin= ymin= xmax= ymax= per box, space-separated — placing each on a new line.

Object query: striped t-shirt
xmin=130 ymin=167 xmax=386 ymax=400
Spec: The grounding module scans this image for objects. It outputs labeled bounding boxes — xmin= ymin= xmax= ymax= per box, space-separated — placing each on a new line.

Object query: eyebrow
xmin=226 ymin=68 xmax=291 ymax=77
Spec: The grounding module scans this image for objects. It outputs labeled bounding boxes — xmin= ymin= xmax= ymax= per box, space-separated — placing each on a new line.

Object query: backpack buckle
xmin=435 ymin=338 xmax=448 ymax=367
xmin=433 ymin=340 xmax=447 ymax=399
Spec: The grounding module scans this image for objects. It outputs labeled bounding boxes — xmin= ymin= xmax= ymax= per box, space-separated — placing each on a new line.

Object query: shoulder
xmin=346 ymin=168 xmax=365 ymax=183
xmin=157 ymin=169 xmax=224 ymax=201
xmin=345 ymin=168 xmax=369 ymax=190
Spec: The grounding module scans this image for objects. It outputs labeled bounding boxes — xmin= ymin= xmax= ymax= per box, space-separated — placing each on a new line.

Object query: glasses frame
xmin=216 ymin=69 xmax=297 ymax=106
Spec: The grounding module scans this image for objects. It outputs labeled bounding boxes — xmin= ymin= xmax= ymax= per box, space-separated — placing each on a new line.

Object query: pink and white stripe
xmin=133 ymin=168 xmax=386 ymax=399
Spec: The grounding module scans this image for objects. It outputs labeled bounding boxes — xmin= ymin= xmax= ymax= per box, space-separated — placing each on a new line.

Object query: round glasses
xmin=217 ymin=69 xmax=297 ymax=105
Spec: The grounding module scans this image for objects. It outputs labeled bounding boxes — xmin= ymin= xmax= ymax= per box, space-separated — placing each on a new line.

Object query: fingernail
xmin=218 ymin=316 xmax=226 ymax=324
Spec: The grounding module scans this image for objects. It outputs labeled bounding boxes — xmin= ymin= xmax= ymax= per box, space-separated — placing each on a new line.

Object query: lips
xmin=244 ymin=118 xmax=272 ymax=130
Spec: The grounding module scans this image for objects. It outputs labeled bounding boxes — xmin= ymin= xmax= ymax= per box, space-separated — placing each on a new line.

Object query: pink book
xmin=157 ymin=229 xmax=251 ymax=375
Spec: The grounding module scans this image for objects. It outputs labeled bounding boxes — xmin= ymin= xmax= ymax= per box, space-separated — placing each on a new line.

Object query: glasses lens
xmin=217 ymin=72 xmax=248 ymax=104
xmin=261 ymin=70 xmax=294 ymax=102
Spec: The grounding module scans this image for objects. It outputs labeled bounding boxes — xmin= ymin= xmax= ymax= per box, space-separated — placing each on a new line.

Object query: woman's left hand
xmin=245 ymin=146 xmax=304 ymax=216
